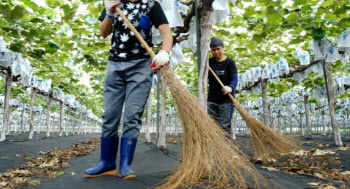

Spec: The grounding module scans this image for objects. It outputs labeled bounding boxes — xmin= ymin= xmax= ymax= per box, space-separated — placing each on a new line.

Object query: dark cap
xmin=210 ymin=37 xmax=224 ymax=48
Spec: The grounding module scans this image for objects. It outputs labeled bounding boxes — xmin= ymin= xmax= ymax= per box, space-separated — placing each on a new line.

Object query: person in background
xmin=207 ymin=37 xmax=238 ymax=138
xmin=84 ymin=0 xmax=172 ymax=179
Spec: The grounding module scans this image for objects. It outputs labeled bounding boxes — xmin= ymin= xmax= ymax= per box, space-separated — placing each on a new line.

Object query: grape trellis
xmin=0 ymin=37 xmax=101 ymax=142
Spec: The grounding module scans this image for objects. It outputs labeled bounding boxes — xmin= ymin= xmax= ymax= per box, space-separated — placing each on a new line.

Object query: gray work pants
xmin=102 ymin=58 xmax=153 ymax=138
xmin=207 ymin=101 xmax=234 ymax=132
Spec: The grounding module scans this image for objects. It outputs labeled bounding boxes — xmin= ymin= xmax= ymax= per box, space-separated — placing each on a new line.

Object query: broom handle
xmin=115 ymin=7 xmax=156 ymax=58
xmin=208 ymin=66 xmax=236 ymax=103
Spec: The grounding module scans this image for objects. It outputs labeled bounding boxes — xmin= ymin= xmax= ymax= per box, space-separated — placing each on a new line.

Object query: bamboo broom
xmin=115 ymin=7 xmax=266 ymax=189
xmin=208 ymin=66 xmax=300 ymax=158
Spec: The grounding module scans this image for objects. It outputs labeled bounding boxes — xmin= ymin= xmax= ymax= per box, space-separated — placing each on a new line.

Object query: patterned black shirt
xmin=98 ymin=0 xmax=168 ymax=61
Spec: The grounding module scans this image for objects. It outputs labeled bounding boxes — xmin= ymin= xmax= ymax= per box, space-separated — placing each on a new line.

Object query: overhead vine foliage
xmin=211 ymin=0 xmax=350 ymax=101
xmin=0 ymin=0 xmax=109 ymax=115
xmin=1 ymin=0 xmax=350 ymax=115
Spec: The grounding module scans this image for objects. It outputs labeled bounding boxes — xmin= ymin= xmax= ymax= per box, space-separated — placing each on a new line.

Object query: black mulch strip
xmin=1 ymin=132 xmax=349 ymax=189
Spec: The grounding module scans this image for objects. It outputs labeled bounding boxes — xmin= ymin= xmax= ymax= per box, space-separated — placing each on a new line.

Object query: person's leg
xmin=207 ymin=101 xmax=219 ymax=124
xmin=84 ymin=60 xmax=126 ymax=177
xmin=119 ymin=58 xmax=153 ymax=179
xmin=218 ymin=102 xmax=234 ymax=137
xmin=102 ymin=61 xmax=127 ymax=137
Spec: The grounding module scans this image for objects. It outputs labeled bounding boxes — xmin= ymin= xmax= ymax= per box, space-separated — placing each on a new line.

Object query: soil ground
xmin=0 ymin=132 xmax=349 ymax=189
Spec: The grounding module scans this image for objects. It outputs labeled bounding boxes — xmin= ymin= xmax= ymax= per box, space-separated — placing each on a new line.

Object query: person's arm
xmin=99 ymin=17 xmax=114 ymax=38
xmin=223 ymin=60 xmax=238 ymax=95
xmin=229 ymin=73 xmax=238 ymax=90
xmin=99 ymin=0 xmax=121 ymax=38
xmin=150 ymin=24 xmax=173 ymax=70
xmin=149 ymin=1 xmax=173 ymax=70
xmin=157 ymin=23 xmax=173 ymax=52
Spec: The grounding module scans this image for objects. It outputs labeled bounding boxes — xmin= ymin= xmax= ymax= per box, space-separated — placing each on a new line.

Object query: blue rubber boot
xmin=83 ymin=136 xmax=119 ymax=177
xmin=119 ymin=137 xmax=137 ymax=179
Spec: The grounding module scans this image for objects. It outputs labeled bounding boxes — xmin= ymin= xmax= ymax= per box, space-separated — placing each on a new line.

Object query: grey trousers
xmin=102 ymin=58 xmax=153 ymax=138
xmin=207 ymin=101 xmax=234 ymax=129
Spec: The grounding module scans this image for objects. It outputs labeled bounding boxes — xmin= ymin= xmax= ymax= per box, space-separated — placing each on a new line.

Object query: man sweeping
xmin=207 ymin=37 xmax=238 ymax=138
xmin=83 ymin=0 xmax=172 ymax=179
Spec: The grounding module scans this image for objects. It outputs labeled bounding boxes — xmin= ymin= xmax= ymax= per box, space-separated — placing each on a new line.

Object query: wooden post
xmin=19 ymin=104 xmax=25 ymax=134
xmin=28 ymin=88 xmax=38 ymax=140
xmin=299 ymin=113 xmax=304 ymax=136
xmin=78 ymin=110 xmax=83 ymax=135
xmin=6 ymin=106 xmax=12 ymax=135
xmin=323 ymin=61 xmax=343 ymax=146
xmin=157 ymin=77 xmax=167 ymax=149
xmin=146 ymin=90 xmax=152 ymax=143
xmin=59 ymin=101 xmax=64 ymax=136
xmin=1 ymin=67 xmax=12 ymax=142
xmin=145 ymin=90 xmax=152 ymax=143
xmin=304 ymin=95 xmax=312 ymax=137
xmin=261 ymin=79 xmax=270 ymax=126
xmin=346 ymin=109 xmax=349 ymax=134
xmin=65 ymin=107 xmax=70 ymax=136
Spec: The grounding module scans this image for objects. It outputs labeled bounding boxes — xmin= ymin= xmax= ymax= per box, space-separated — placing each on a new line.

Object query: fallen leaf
xmin=291 ymin=150 xmax=307 ymax=156
xmin=288 ymin=168 xmax=303 ymax=173
xmin=320 ymin=155 xmax=328 ymax=161
xmin=319 ymin=184 xmax=338 ymax=189
xmin=310 ymin=166 xmax=320 ymax=170
xmin=254 ymin=158 xmax=263 ymax=164
xmin=0 ymin=138 xmax=101 ymax=189
xmin=40 ymin=158 xmax=58 ymax=168
xmin=307 ymin=182 xmax=320 ymax=186
xmin=13 ymin=169 xmax=29 ymax=176
xmin=314 ymin=172 xmax=325 ymax=179
xmin=48 ymin=172 xmax=57 ymax=178
xmin=29 ymin=180 xmax=41 ymax=186
xmin=0 ymin=181 xmax=8 ymax=187
xmin=57 ymin=171 xmax=65 ymax=176
xmin=308 ymin=148 xmax=317 ymax=156
xmin=261 ymin=166 xmax=279 ymax=171
xmin=12 ymin=177 xmax=28 ymax=184
xmin=337 ymin=146 xmax=350 ymax=151
xmin=301 ymin=141 xmax=317 ymax=145
xmin=341 ymin=171 xmax=350 ymax=175
xmin=266 ymin=158 xmax=277 ymax=162
xmin=313 ymin=149 xmax=335 ymax=156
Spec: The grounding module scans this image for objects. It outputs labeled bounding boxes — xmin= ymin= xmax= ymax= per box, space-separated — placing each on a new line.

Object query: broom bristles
xmin=157 ymin=66 xmax=266 ymax=189
xmin=115 ymin=7 xmax=288 ymax=187
xmin=232 ymin=98 xmax=300 ymax=159
xmin=208 ymin=65 xmax=299 ymax=158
